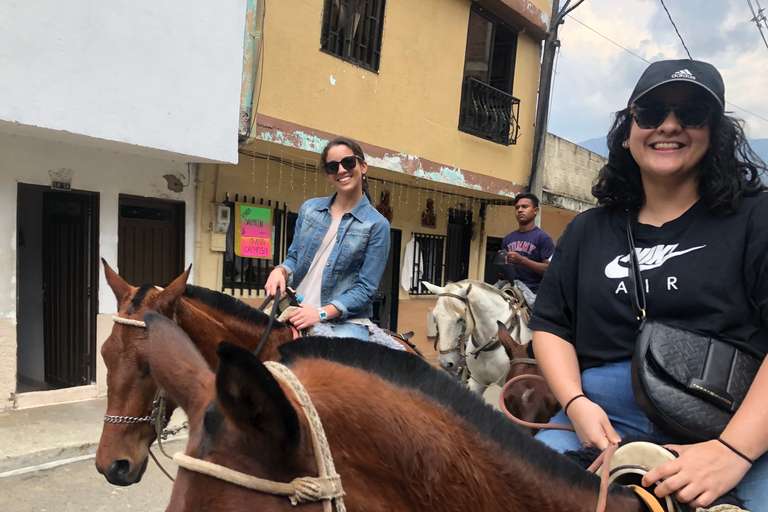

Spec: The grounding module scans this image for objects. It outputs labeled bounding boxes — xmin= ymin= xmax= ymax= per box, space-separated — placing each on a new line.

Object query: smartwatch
xmin=317 ymin=308 xmax=328 ymax=322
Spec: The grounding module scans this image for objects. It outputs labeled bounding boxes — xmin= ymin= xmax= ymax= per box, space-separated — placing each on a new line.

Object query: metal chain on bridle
xmin=106 ymin=314 xmax=189 ymax=481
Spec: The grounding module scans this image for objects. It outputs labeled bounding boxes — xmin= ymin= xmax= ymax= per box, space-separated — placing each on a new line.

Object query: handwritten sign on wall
xmin=234 ymin=203 xmax=273 ymax=259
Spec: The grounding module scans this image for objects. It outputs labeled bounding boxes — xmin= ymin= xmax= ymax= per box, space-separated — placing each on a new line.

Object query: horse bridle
xmin=435 ymin=285 xmax=520 ymax=359
xmin=173 ymin=361 xmax=346 ymax=512
xmin=106 ymin=314 xmax=189 ymax=480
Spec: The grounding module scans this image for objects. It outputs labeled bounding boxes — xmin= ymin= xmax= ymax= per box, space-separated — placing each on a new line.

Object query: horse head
xmin=422 ymin=281 xmax=470 ymax=373
xmin=144 ymin=313 xmax=315 ymax=511
xmin=496 ymin=321 xmax=559 ymax=434
xmin=95 ymin=260 xmax=189 ymax=486
xmin=145 ymin=313 xmax=651 ymax=512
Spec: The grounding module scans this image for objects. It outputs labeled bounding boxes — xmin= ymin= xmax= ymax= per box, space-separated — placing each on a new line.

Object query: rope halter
xmin=174 ymin=361 xmax=346 ymax=512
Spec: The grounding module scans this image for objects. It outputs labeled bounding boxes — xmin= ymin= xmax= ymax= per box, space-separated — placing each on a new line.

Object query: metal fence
xmin=458 ymin=77 xmax=521 ymax=146
xmin=408 ymin=232 xmax=446 ymax=296
xmin=222 ymin=196 xmax=296 ymax=295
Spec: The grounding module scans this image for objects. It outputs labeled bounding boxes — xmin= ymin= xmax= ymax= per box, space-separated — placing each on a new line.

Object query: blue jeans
xmin=328 ymin=322 xmax=369 ymax=341
xmin=535 ymin=360 xmax=767 ymax=511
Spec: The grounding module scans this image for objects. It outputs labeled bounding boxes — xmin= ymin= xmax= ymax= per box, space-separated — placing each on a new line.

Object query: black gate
xmin=42 ymin=191 xmax=99 ymax=388
xmin=222 ymin=196 xmax=297 ymax=295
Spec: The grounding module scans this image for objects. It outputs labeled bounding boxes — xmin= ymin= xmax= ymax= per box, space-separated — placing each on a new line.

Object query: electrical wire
xmin=566 ymin=15 xmax=768 ymax=123
xmin=659 ymin=0 xmax=693 ymax=59
xmin=567 ymin=16 xmax=650 ymax=63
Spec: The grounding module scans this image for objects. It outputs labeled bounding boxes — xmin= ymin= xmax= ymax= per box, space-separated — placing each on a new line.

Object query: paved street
xmin=0 ymin=439 xmax=183 ymax=512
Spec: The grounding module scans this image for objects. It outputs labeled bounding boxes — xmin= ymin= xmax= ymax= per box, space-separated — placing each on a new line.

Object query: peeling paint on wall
xmin=330 ymin=75 xmax=336 ymax=86
xmin=255 ymin=115 xmax=527 ymax=198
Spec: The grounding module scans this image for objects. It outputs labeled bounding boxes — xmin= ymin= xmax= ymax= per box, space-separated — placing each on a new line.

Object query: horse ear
xmin=495 ymin=320 xmax=515 ymax=361
xmin=215 ymin=343 xmax=301 ymax=447
xmin=155 ymin=264 xmax=191 ymax=317
xmin=145 ymin=312 xmax=214 ymax=416
xmin=103 ymin=259 xmax=133 ymax=308
xmin=421 ymin=281 xmax=445 ymax=295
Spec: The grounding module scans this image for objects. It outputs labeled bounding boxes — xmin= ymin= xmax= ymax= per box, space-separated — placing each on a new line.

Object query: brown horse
xmin=144 ymin=313 xmax=649 ymax=512
xmin=495 ymin=320 xmax=559 ymax=435
xmin=96 ymin=261 xmax=294 ymax=486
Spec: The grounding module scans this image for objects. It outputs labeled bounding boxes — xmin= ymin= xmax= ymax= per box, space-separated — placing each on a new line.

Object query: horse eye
xmin=456 ymin=318 xmax=463 ymax=324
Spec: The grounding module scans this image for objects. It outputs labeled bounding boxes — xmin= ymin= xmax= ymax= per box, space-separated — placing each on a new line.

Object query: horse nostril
xmin=445 ymin=361 xmax=455 ymax=370
xmin=106 ymin=460 xmax=133 ymax=486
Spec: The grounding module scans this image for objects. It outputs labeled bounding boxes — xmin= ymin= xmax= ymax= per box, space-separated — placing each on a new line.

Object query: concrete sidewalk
xmin=0 ymin=398 xmax=187 ymax=477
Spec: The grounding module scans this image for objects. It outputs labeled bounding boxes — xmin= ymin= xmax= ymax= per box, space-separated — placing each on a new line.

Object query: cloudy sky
xmin=547 ymin=0 xmax=768 ymax=145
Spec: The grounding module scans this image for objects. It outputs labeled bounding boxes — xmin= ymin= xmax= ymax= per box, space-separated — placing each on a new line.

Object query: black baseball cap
xmin=628 ymin=59 xmax=725 ymax=112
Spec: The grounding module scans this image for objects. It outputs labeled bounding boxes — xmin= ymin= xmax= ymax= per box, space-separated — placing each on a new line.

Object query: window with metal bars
xmin=222 ymin=197 xmax=297 ymax=295
xmin=320 ymin=0 xmax=386 ymax=72
xmin=408 ymin=232 xmax=446 ymax=296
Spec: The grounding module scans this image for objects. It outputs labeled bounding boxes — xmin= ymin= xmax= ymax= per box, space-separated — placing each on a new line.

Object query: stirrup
xmin=596 ymin=441 xmax=690 ymax=512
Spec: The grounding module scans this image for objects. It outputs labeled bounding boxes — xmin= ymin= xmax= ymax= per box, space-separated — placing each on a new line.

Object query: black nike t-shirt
xmin=529 ymin=194 xmax=768 ymax=372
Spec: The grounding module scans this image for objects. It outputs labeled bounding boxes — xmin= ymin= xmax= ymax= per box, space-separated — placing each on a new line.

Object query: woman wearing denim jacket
xmin=264 ymin=137 xmax=390 ymax=341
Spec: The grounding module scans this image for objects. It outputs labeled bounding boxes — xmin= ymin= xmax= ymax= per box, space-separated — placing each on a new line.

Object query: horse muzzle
xmin=97 ymin=456 xmax=149 ymax=486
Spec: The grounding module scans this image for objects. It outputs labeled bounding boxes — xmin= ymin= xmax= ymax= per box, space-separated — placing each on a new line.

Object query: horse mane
xmin=128 ymin=284 xmax=156 ymax=314
xmin=183 ymin=285 xmax=287 ymax=328
xmin=278 ymin=338 xmax=620 ymax=494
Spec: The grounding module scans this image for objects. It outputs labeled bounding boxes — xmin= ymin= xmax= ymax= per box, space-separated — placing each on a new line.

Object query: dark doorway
xmin=372 ymin=228 xmax=401 ymax=332
xmin=445 ymin=209 xmax=473 ymax=283
xmin=118 ymin=195 xmax=185 ymax=287
xmin=484 ymin=236 xmax=504 ymax=284
xmin=16 ymin=185 xmax=100 ymax=390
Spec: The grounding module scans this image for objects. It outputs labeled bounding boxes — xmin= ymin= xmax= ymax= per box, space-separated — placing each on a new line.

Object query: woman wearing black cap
xmin=529 ymin=59 xmax=768 ymax=510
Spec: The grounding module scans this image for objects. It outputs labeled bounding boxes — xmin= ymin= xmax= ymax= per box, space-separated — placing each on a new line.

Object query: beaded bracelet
xmin=717 ymin=437 xmax=754 ymax=465
xmin=563 ymin=394 xmax=586 ymax=416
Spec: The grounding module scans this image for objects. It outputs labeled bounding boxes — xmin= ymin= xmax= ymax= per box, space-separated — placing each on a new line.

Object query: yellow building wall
xmin=257 ymin=0 xmax=544 ymax=187
xmin=195 ymin=153 xmax=484 ymax=293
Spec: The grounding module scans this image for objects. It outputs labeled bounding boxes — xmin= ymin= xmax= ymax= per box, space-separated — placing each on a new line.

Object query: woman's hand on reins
xmin=567 ymin=399 xmax=621 ymax=450
xmin=642 ymin=441 xmax=751 ymax=509
xmin=264 ymin=267 xmax=287 ymax=297
xmin=286 ymin=304 xmax=322 ymax=331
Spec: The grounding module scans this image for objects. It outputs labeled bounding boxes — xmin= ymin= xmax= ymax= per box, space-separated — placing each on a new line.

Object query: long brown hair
xmin=321 ymin=136 xmax=371 ymax=201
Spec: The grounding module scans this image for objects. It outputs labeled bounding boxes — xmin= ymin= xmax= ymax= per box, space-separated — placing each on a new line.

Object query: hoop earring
xmin=621 ymin=140 xmax=630 ymax=149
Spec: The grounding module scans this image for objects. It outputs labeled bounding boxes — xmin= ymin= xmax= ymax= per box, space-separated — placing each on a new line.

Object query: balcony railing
xmin=458 ymin=77 xmax=521 ymax=146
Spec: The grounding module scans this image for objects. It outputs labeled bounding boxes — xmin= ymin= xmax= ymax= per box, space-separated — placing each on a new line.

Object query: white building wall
xmin=0 ymin=0 xmax=247 ymax=164
xmin=0 ymin=130 xmax=197 ymax=408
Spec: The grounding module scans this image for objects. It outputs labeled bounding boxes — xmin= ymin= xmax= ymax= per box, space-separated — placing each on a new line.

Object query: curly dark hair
xmin=592 ymin=109 xmax=767 ymax=215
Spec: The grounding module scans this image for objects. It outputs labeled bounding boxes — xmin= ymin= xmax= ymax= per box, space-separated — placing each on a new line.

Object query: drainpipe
xmin=239 ymin=0 xmax=265 ymax=143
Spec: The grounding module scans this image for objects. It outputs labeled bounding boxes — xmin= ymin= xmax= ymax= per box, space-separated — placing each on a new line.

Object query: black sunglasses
xmin=322 ymin=155 xmax=362 ymax=175
xmin=631 ymin=101 xmax=716 ymax=130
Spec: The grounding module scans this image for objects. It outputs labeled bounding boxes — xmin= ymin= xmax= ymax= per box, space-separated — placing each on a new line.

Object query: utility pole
xmin=747 ymin=0 xmax=768 ymax=50
xmin=528 ymin=0 xmax=584 ymax=198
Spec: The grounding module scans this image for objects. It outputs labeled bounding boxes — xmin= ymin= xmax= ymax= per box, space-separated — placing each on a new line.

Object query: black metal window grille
xmin=458 ymin=5 xmax=521 ymax=145
xmin=222 ymin=196 xmax=297 ymax=295
xmin=408 ymin=233 xmax=446 ymax=296
xmin=320 ymin=0 xmax=386 ymax=72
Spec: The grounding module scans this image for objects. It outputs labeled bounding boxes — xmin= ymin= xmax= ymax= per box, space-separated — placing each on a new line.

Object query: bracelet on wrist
xmin=563 ymin=394 xmax=586 ymax=416
xmin=717 ymin=437 xmax=754 ymax=465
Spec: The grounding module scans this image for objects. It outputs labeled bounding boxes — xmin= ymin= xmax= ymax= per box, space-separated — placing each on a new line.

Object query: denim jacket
xmin=280 ymin=193 xmax=390 ymax=320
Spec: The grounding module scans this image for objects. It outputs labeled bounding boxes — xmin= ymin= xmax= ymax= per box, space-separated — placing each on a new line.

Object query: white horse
xmin=422 ymin=279 xmax=533 ymax=394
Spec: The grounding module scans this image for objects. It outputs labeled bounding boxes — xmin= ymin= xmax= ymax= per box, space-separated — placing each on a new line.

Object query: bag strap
xmin=625 ymin=213 xmax=647 ymax=328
